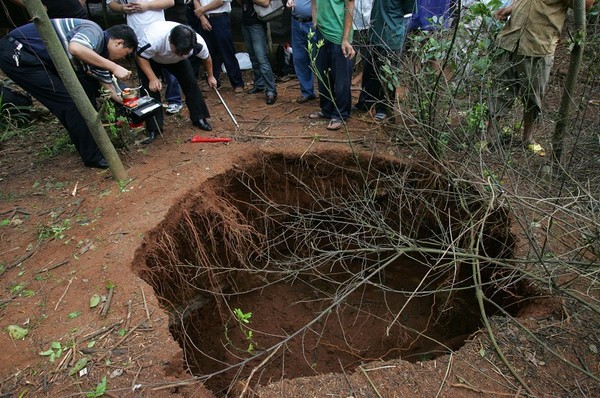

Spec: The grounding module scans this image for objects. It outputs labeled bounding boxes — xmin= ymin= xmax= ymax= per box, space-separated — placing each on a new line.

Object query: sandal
xmin=374 ymin=112 xmax=387 ymax=122
xmin=327 ymin=119 xmax=343 ymax=131
xmin=526 ymin=143 xmax=545 ymax=157
xmin=309 ymin=111 xmax=327 ymax=120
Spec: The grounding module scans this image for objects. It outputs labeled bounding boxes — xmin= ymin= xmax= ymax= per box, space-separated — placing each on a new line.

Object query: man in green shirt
xmin=309 ymin=0 xmax=355 ymax=131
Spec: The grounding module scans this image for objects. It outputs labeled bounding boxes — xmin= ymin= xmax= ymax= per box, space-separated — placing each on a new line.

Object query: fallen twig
xmin=140 ymin=286 xmax=150 ymax=321
xmin=150 ymin=379 xmax=202 ymax=391
xmin=36 ymin=259 xmax=68 ymax=274
xmin=76 ymin=321 xmax=122 ymax=345
xmin=450 ymin=383 xmax=515 ymax=396
xmin=124 ymin=299 xmax=132 ymax=331
xmin=54 ymin=277 xmax=74 ymax=310
xmin=435 ymin=353 xmax=453 ymax=398
xmin=338 ymin=358 xmax=356 ymax=397
xmin=96 ymin=320 xmax=144 ymax=363
xmin=239 ymin=345 xmax=282 ymax=398
xmin=6 ymin=249 xmax=36 ymax=271
xmin=359 ymin=365 xmax=383 ymax=398
xmin=101 ymin=285 xmax=115 ymax=317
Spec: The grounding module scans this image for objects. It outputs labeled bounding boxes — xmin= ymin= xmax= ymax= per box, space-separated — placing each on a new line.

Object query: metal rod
xmin=213 ymin=87 xmax=239 ymax=129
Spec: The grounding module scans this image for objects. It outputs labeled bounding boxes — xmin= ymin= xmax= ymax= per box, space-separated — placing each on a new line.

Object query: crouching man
xmin=136 ymin=21 xmax=217 ymax=144
xmin=0 ymin=19 xmax=137 ymax=168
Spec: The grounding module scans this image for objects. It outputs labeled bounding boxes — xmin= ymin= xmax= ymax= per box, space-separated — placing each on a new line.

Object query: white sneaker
xmin=166 ymin=103 xmax=183 ymax=114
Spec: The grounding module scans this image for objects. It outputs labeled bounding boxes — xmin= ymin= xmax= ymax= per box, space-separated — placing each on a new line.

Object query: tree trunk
xmin=551 ymin=0 xmax=586 ymax=163
xmin=22 ymin=0 xmax=128 ymax=183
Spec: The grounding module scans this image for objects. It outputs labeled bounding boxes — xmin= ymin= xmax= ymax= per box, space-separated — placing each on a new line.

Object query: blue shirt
xmin=293 ymin=0 xmax=312 ymax=19
xmin=409 ymin=0 xmax=453 ymax=31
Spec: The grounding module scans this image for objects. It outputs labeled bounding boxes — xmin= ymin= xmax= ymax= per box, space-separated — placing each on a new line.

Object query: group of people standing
xmin=0 ymin=0 xmax=594 ymax=169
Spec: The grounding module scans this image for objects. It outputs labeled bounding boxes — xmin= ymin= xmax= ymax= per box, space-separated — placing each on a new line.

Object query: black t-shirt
xmin=241 ymin=0 xmax=263 ymax=26
xmin=42 ymin=0 xmax=88 ymax=19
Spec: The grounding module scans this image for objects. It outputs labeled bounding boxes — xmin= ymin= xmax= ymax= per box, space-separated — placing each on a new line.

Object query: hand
xmin=149 ymin=78 xmax=162 ymax=92
xmin=286 ymin=0 xmax=295 ymax=7
xmin=341 ymin=41 xmax=355 ymax=59
xmin=496 ymin=6 xmax=512 ymax=21
xmin=112 ymin=65 xmax=131 ymax=80
xmin=122 ymin=4 xmax=138 ymax=14
xmin=200 ymin=15 xmax=212 ymax=31
xmin=207 ymin=76 xmax=217 ymax=88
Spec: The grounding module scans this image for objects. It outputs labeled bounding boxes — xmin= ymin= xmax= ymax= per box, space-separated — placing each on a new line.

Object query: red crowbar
xmin=187 ymin=136 xmax=232 ymax=143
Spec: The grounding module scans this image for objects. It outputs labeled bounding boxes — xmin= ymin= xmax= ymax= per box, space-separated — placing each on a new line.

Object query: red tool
xmin=188 ymin=136 xmax=232 ymax=143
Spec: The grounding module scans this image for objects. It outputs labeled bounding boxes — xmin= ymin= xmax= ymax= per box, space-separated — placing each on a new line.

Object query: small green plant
xmin=39 ymin=131 xmax=76 ymax=159
xmin=99 ymin=90 xmax=133 ymax=150
xmin=0 ymin=90 xmax=32 ymax=142
xmin=67 ymin=311 xmax=81 ymax=319
xmin=86 ymin=376 xmax=107 ymax=398
xmin=38 ymin=219 xmax=71 ymax=241
xmin=40 ymin=341 xmax=63 ymax=362
xmin=225 ymin=308 xmax=256 ymax=353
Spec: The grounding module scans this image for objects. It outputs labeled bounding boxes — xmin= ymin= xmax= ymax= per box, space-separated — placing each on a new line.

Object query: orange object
xmin=189 ymin=136 xmax=231 ymax=143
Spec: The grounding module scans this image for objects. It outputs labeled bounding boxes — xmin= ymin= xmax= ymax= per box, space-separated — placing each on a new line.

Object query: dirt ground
xmin=1 ymin=60 xmax=599 ymax=398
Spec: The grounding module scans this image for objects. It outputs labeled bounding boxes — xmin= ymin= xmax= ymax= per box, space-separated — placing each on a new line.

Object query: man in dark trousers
xmin=187 ymin=0 xmax=244 ymax=92
xmin=0 ymin=18 xmax=137 ymax=168
xmin=136 ymin=21 xmax=218 ymax=143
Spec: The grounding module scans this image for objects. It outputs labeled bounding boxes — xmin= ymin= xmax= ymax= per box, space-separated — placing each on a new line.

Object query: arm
xmin=254 ymin=0 xmax=270 ymax=6
xmin=201 ymin=56 xmax=218 ymax=88
xmin=341 ymin=0 xmax=355 ymax=59
xmin=193 ymin=0 xmax=225 ymax=31
xmin=311 ymin=0 xmax=316 ymax=27
xmin=135 ymin=0 xmax=175 ymax=12
xmin=496 ymin=5 xmax=512 ymax=21
xmin=107 ymin=0 xmax=138 ymax=15
xmin=7 ymin=0 xmax=24 ymax=6
xmin=135 ymin=56 xmax=163 ymax=92
xmin=193 ymin=0 xmax=225 ymax=16
xmin=68 ymin=42 xmax=131 ymax=79
xmin=100 ymin=82 xmax=123 ymax=103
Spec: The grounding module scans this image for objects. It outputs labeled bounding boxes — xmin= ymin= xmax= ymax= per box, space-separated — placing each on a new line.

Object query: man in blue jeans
xmin=286 ymin=0 xmax=316 ymax=104
xmin=240 ymin=0 xmax=277 ymax=104
xmin=309 ymin=0 xmax=355 ymax=131
xmin=188 ymin=0 xmax=244 ymax=92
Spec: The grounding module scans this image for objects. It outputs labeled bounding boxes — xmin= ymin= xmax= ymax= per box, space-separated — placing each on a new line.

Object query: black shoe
xmin=140 ymin=131 xmax=157 ymax=145
xmin=193 ymin=118 xmax=212 ymax=131
xmin=352 ymin=103 xmax=368 ymax=112
xmin=266 ymin=94 xmax=277 ymax=105
xmin=247 ymin=87 xmax=265 ymax=94
xmin=297 ymin=94 xmax=316 ymax=104
xmin=85 ymin=158 xmax=109 ymax=169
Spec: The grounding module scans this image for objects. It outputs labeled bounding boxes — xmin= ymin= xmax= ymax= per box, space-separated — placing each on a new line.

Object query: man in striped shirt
xmin=0 ymin=19 xmax=137 ymax=169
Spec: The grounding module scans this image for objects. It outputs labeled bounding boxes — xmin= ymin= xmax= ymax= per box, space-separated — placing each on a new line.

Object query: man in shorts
xmin=485 ymin=0 xmax=594 ymax=156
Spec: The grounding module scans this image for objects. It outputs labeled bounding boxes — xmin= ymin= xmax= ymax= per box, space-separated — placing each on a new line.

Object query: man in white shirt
xmin=188 ymin=0 xmax=244 ymax=92
xmin=107 ymin=0 xmax=185 ymax=115
xmin=136 ymin=21 xmax=217 ymax=143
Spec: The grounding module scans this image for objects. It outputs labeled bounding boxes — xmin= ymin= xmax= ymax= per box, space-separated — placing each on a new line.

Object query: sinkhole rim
xmin=132 ymin=151 xmax=529 ymax=395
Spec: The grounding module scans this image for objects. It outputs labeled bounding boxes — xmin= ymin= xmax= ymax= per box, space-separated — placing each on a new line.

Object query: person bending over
xmin=0 ymin=19 xmax=136 ymax=168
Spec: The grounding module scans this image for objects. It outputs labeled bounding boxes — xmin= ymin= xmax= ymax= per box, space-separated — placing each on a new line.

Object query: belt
xmin=206 ymin=12 xmax=228 ymax=18
xmin=292 ymin=15 xmax=312 ymax=23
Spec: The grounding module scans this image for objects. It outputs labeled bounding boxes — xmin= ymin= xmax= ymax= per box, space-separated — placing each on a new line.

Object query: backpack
xmin=273 ymin=42 xmax=294 ymax=77
xmin=253 ymin=0 xmax=285 ymax=23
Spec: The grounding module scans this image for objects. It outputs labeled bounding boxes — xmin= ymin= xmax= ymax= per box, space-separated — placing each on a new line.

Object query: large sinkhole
xmin=133 ymin=151 xmax=526 ymax=396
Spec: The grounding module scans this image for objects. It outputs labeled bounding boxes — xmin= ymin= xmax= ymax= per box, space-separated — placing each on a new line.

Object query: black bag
xmin=253 ymin=0 xmax=285 ymax=22
xmin=273 ymin=42 xmax=294 ymax=77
